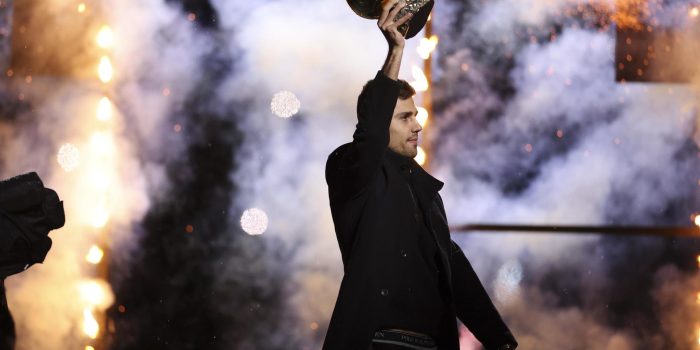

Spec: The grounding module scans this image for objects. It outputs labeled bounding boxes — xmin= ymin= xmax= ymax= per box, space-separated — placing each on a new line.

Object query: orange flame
xmin=611 ymin=0 xmax=665 ymax=30
xmin=85 ymin=245 xmax=104 ymax=265
xmin=416 ymin=107 xmax=429 ymax=127
xmin=98 ymin=56 xmax=113 ymax=83
xmin=82 ymin=309 xmax=99 ymax=339
xmin=409 ymin=66 xmax=429 ymax=92
xmin=415 ymin=146 xmax=426 ymax=166
xmin=417 ymin=35 xmax=439 ymax=60
xmin=96 ymin=25 xmax=114 ymax=49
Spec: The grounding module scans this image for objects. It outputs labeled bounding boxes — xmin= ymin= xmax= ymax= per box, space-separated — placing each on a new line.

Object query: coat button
xmin=400 ymin=250 xmax=408 ymax=258
xmin=380 ymin=288 xmax=389 ymax=297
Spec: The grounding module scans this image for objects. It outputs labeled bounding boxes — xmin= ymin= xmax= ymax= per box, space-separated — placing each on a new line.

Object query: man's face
xmin=388 ymin=97 xmax=422 ymax=158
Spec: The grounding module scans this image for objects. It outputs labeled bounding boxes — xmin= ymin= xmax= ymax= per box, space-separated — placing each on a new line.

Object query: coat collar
xmin=385 ymin=148 xmax=444 ymax=194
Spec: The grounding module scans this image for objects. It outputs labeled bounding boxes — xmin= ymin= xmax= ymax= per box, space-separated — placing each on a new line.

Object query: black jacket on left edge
xmin=323 ymin=71 xmax=517 ymax=350
xmin=0 ymin=172 xmax=65 ymax=350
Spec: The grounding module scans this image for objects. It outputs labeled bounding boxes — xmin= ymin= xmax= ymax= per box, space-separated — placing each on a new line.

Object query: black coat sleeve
xmin=325 ymin=71 xmax=401 ymax=201
xmin=450 ymin=241 xmax=518 ymax=350
xmin=0 ymin=280 xmax=15 ymax=350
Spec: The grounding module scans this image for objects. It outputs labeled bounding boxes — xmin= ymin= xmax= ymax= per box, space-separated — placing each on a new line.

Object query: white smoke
xmin=214 ymin=0 xmax=699 ymax=348
xmin=2 ymin=0 xmax=698 ymax=349
xmin=2 ymin=0 xmax=206 ymax=349
xmin=431 ymin=1 xmax=699 ymax=349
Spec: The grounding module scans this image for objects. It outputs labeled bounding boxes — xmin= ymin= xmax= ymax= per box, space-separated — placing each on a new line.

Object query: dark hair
xmin=397 ymin=79 xmax=416 ymax=100
xmin=358 ymin=78 xmax=416 ymax=112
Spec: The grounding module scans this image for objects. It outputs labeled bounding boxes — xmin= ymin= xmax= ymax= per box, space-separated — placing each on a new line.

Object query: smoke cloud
xmin=1 ymin=0 xmax=699 ymax=349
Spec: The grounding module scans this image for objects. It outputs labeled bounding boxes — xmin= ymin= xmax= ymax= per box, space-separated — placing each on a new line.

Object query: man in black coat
xmin=323 ymin=1 xmax=518 ymax=349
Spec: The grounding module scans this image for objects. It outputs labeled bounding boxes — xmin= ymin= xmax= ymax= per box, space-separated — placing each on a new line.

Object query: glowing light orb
xmin=416 ymin=107 xmax=429 ymax=127
xmin=695 ymin=214 xmax=700 ymax=227
xmin=86 ymin=346 xmax=95 ymax=350
xmin=240 ymin=208 xmax=268 ymax=235
xmin=98 ymin=56 xmax=113 ymax=83
xmin=97 ymin=97 xmax=112 ymax=121
xmin=690 ymin=7 xmax=699 ymax=17
xmin=409 ymin=65 xmax=429 ymax=92
xmin=414 ymin=146 xmax=426 ymax=166
xmin=57 ymin=143 xmax=81 ymax=172
xmin=77 ymin=3 xmax=86 ymax=13
xmin=96 ymin=25 xmax=114 ymax=49
xmin=86 ymin=245 xmax=104 ymax=264
xmin=417 ymin=35 xmax=439 ymax=60
xmin=82 ymin=308 xmax=99 ymax=339
xmin=270 ymin=91 xmax=301 ymax=118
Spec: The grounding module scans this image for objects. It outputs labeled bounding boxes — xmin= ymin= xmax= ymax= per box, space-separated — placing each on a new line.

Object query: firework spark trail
xmin=1 ymin=0 xmax=206 ymax=348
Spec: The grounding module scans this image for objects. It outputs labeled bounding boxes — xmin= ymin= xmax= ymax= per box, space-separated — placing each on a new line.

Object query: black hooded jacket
xmin=323 ymin=71 xmax=517 ymax=350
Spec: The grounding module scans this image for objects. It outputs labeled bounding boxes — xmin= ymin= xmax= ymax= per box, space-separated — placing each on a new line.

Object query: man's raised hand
xmin=377 ymin=0 xmax=413 ymax=49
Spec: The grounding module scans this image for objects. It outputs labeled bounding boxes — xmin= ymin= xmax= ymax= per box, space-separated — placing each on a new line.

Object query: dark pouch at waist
xmin=372 ymin=329 xmax=437 ymax=350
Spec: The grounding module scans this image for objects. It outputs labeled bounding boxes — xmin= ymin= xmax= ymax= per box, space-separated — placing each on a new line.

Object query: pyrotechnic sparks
xmin=86 ymin=245 xmax=104 ymax=265
xmin=98 ymin=56 xmax=113 ymax=83
xmin=416 ymin=107 xmax=428 ymax=127
xmin=91 ymin=205 xmax=110 ymax=229
xmin=97 ymin=97 xmax=113 ymax=121
xmin=78 ymin=280 xmax=109 ymax=308
xmin=270 ymin=91 xmax=301 ymax=118
xmin=611 ymin=0 xmax=654 ymax=30
xmin=89 ymin=132 xmax=115 ymax=156
xmin=415 ymin=146 xmax=426 ymax=166
xmin=96 ymin=25 xmax=114 ymax=49
xmin=57 ymin=143 xmax=81 ymax=172
xmin=409 ymin=65 xmax=429 ymax=92
xmin=82 ymin=309 xmax=99 ymax=339
xmin=417 ymin=35 xmax=439 ymax=60
xmin=87 ymin=167 xmax=111 ymax=192
xmin=240 ymin=208 xmax=269 ymax=236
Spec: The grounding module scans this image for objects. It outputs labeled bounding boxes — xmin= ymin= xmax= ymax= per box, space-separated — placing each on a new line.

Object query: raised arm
xmin=326 ymin=0 xmax=413 ymax=199
xmin=379 ymin=0 xmax=411 ymax=79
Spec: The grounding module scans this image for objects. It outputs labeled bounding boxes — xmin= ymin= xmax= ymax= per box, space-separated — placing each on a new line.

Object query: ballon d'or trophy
xmin=347 ymin=0 xmax=435 ymax=38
